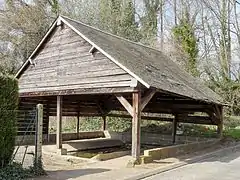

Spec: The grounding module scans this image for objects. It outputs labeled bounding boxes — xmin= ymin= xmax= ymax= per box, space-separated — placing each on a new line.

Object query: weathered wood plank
xmin=56 ymin=96 xmax=62 ymax=149
xmin=132 ymin=91 xmax=141 ymax=160
xmin=141 ymin=89 xmax=156 ymax=111
xmin=172 ymin=115 xmax=178 ymax=144
xmin=19 ymin=81 xmax=133 ymax=93
xmin=18 ymin=24 xmax=134 ymax=93
xmin=20 ymin=67 xmax=127 ymax=84
xmin=115 ymin=95 xmax=133 ymax=117
xmin=19 ymin=87 xmax=136 ymax=97
xmin=107 ymin=113 xmax=216 ymax=125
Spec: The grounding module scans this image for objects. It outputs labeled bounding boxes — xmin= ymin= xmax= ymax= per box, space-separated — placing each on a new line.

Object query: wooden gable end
xmin=18 ymin=24 xmax=135 ymax=94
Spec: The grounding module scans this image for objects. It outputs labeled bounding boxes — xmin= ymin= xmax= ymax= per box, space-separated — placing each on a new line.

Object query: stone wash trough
xmin=16 ymin=129 xmax=219 ymax=163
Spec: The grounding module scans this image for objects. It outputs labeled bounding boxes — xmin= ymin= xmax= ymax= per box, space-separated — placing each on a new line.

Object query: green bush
xmin=107 ymin=117 xmax=132 ymax=132
xmin=0 ymin=75 xmax=18 ymax=168
xmin=224 ymin=116 xmax=240 ymax=129
xmin=0 ymin=162 xmax=32 ymax=180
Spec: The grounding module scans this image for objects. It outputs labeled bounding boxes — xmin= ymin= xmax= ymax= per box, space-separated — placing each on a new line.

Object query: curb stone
xmin=120 ymin=143 xmax=240 ymax=180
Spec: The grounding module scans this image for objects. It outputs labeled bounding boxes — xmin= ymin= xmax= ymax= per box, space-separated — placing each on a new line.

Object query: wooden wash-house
xmin=15 ymin=16 xmax=224 ymax=162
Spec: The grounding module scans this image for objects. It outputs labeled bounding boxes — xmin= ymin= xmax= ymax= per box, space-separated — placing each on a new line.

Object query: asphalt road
xmin=144 ymin=148 xmax=240 ymax=180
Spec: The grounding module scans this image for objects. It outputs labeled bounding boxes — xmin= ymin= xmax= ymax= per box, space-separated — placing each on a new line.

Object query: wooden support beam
xmin=141 ymin=89 xmax=156 ymax=111
xmin=102 ymin=116 xmax=107 ymax=131
xmin=20 ymin=87 xmax=136 ymax=97
xmin=115 ymin=95 xmax=133 ymax=117
xmin=96 ymin=102 xmax=107 ymax=131
xmin=76 ymin=111 xmax=80 ymax=139
xmin=36 ymin=104 xmax=43 ymax=161
xmin=132 ymin=91 xmax=141 ymax=160
xmin=216 ymin=105 xmax=223 ymax=138
xmin=56 ymin=96 xmax=62 ymax=149
xmin=172 ymin=115 xmax=178 ymax=144
xmin=46 ymin=101 xmax=50 ymax=142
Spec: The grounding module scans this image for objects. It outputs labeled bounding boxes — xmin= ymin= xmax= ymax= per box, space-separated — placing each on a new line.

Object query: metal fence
xmin=12 ymin=104 xmax=43 ymax=169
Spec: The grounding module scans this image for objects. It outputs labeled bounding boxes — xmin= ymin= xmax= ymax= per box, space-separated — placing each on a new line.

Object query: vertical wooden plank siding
xmin=56 ymin=95 xmax=63 ymax=149
xmin=132 ymin=91 xmax=141 ymax=159
xmin=172 ymin=115 xmax=178 ymax=144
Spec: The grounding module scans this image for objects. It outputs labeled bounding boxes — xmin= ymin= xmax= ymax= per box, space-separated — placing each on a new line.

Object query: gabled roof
xmin=16 ymin=16 xmax=223 ymax=105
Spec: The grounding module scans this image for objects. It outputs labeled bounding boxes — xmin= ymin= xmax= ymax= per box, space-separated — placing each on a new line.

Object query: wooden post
xmin=217 ymin=106 xmax=223 ymax=138
xmin=76 ymin=111 xmax=80 ymax=139
xmin=35 ymin=104 xmax=43 ymax=160
xmin=132 ymin=91 xmax=141 ymax=160
xmin=46 ymin=102 xmax=50 ymax=143
xmin=172 ymin=115 xmax=178 ymax=144
xmin=102 ymin=116 xmax=107 ymax=131
xmin=56 ymin=96 xmax=62 ymax=149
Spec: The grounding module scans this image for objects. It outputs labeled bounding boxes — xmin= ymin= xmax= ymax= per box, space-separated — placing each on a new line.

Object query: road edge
xmin=121 ymin=142 xmax=240 ymax=180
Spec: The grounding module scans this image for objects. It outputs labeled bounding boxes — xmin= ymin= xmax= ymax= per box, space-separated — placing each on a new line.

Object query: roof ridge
xmin=60 ymin=15 xmax=166 ymax=55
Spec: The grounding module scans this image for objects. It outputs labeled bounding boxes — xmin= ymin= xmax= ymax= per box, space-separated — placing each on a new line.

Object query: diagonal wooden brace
xmin=115 ymin=95 xmax=134 ymax=117
xmin=141 ymin=89 xmax=156 ymax=111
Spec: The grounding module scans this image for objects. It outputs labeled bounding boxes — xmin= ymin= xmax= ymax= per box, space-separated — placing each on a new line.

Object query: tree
xmin=140 ymin=0 xmax=160 ymax=45
xmin=0 ymin=0 xmax=52 ymax=75
xmin=172 ymin=10 xmax=199 ymax=77
xmin=99 ymin=0 xmax=141 ymax=42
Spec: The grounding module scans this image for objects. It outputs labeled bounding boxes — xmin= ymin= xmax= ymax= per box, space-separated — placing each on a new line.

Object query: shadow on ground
xmin=39 ymin=168 xmax=110 ymax=180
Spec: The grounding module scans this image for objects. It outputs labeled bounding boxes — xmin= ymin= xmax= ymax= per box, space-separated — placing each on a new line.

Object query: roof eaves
xmin=59 ymin=16 xmax=150 ymax=89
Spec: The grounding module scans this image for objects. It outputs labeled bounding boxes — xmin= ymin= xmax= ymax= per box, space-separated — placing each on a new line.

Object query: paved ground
xmin=30 ymin=141 xmax=240 ymax=180
xmin=144 ymin=148 xmax=240 ymax=180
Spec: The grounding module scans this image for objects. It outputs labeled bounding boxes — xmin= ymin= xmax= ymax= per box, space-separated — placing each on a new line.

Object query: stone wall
xmin=141 ymin=139 xmax=220 ymax=163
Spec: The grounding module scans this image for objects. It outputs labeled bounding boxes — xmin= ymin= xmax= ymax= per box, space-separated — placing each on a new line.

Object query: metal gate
xmin=12 ymin=104 xmax=43 ymax=169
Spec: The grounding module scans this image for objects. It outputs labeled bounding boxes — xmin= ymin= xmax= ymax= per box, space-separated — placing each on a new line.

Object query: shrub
xmin=0 ymin=75 xmax=18 ymax=168
xmin=224 ymin=116 xmax=240 ymax=129
xmin=0 ymin=162 xmax=32 ymax=180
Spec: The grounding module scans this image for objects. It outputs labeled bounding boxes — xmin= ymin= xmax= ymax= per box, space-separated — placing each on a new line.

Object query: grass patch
xmin=224 ymin=129 xmax=240 ymax=140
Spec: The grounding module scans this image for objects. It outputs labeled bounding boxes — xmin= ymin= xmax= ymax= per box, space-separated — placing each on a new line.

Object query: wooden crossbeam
xmin=107 ymin=113 xmax=216 ymax=125
xmin=141 ymin=89 xmax=156 ymax=111
xmin=115 ymin=95 xmax=133 ymax=117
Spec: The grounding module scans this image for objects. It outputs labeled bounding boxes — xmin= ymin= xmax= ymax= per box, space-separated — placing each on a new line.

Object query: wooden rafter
xmin=141 ymin=89 xmax=156 ymax=111
xmin=115 ymin=95 xmax=133 ymax=117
